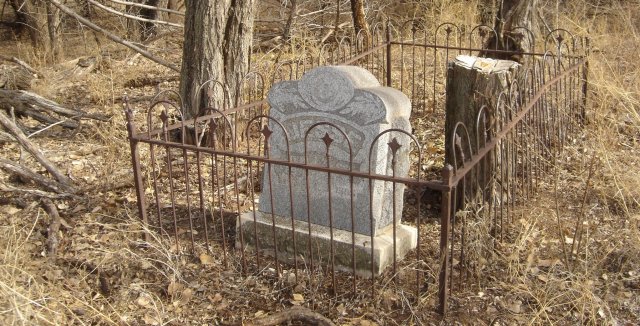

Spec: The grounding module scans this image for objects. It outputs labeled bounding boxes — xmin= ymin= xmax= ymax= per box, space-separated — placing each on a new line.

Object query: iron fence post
xmin=125 ymin=101 xmax=149 ymax=241
xmin=438 ymin=164 xmax=454 ymax=315
xmin=581 ymin=36 xmax=590 ymax=123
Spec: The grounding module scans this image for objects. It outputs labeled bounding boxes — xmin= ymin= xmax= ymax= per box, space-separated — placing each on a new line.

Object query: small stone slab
xmin=237 ymin=211 xmax=418 ymax=277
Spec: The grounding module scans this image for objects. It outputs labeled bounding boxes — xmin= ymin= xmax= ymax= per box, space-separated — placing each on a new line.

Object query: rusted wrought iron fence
xmin=125 ymin=21 xmax=588 ymax=314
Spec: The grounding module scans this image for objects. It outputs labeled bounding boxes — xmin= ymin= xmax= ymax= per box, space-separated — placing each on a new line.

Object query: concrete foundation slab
xmin=237 ymin=211 xmax=418 ymax=277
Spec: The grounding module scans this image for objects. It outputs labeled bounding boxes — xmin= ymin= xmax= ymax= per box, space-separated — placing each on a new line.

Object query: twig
xmin=0 ymin=110 xmax=76 ymax=190
xmin=571 ymin=151 xmax=597 ymax=267
xmin=87 ymin=0 xmax=183 ymax=28
xmin=42 ymin=198 xmax=62 ymax=259
xmin=553 ymin=159 xmax=571 ymax=268
xmin=104 ymin=0 xmax=184 ymax=16
xmin=537 ymin=8 xmax=553 ymax=34
xmin=48 ymin=0 xmax=179 ymax=72
xmin=248 ymin=306 xmax=335 ymax=326
xmin=27 ymin=115 xmax=82 ymax=137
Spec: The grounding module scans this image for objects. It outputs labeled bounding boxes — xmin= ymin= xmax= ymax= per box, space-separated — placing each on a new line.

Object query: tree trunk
xmin=179 ymin=0 xmax=257 ymax=117
xmin=140 ymin=0 xmax=160 ymax=39
xmin=166 ymin=0 xmax=183 ymax=23
xmin=444 ymin=55 xmax=520 ymax=209
xmin=9 ymin=0 xmax=61 ymax=62
xmin=282 ymin=0 xmax=297 ymax=42
xmin=482 ymin=0 xmax=538 ymax=63
xmin=46 ymin=1 xmax=62 ymax=60
xmin=350 ymin=0 xmax=370 ymax=48
xmin=125 ymin=0 xmax=162 ymax=41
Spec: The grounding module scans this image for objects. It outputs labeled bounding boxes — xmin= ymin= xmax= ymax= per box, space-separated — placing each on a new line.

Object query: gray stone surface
xmin=237 ymin=211 xmax=418 ymax=277
xmin=259 ymin=66 xmax=412 ymax=236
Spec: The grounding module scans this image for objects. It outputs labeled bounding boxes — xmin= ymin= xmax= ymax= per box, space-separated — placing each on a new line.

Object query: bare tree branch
xmin=0 ymin=130 xmax=16 ymax=142
xmin=47 ymin=0 xmax=179 ymax=72
xmin=87 ymin=0 xmax=183 ymax=28
xmin=104 ymin=0 xmax=184 ymax=16
xmin=0 ymin=110 xmax=76 ymax=190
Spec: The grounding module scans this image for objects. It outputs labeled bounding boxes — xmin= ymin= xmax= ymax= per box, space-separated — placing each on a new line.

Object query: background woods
xmin=0 ymin=0 xmax=639 ymax=325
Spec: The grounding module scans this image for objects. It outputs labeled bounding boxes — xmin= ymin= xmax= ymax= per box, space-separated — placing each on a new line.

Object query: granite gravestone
xmin=259 ymin=66 xmax=411 ymax=236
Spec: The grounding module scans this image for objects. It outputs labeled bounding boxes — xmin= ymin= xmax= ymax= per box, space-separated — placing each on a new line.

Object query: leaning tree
xmin=179 ymin=0 xmax=257 ymax=118
xmin=350 ymin=0 xmax=371 ymax=47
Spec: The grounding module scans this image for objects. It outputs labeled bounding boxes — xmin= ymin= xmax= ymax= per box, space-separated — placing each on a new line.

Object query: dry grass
xmin=0 ymin=0 xmax=639 ymax=324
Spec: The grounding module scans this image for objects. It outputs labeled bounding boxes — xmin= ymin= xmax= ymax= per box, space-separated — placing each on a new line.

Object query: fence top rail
xmin=127 ymin=131 xmax=449 ymax=191
xmin=129 ymin=99 xmax=268 ymax=138
xmin=390 ymin=41 xmax=587 ymax=59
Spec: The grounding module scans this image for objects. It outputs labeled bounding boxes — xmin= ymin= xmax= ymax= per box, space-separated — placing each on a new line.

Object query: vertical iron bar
xmin=287 ymin=160 xmax=298 ymax=281
xmin=232 ymin=155 xmax=247 ymax=274
xmin=163 ymin=117 xmax=180 ymax=252
xmin=195 ymin=149 xmax=211 ymax=253
xmin=149 ymin=142 xmax=163 ymax=229
xmin=213 ymin=152 xmax=228 ymax=267
xmin=125 ymin=108 xmax=149 ymax=241
xmin=438 ymin=165 xmax=454 ymax=315
xmin=265 ymin=145 xmax=280 ymax=275
xmin=581 ymin=37 xmax=590 ymax=124
xmin=325 ymin=143 xmax=337 ymax=294
xmin=182 ymin=143 xmax=195 ymax=253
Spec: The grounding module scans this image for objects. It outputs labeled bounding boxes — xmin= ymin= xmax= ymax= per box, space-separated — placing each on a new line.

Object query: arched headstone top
xmin=268 ymin=65 xmax=410 ymax=126
xmin=262 ymin=65 xmax=413 ymax=236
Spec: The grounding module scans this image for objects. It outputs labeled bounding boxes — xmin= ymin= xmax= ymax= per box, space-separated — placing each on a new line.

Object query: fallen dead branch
xmin=42 ymin=198 xmax=62 ymax=259
xmin=320 ymin=22 xmax=351 ymax=43
xmin=124 ymin=75 xmax=180 ymax=88
xmin=0 ymin=89 xmax=109 ymax=122
xmin=11 ymin=105 xmax=80 ymax=129
xmin=0 ymin=183 xmax=73 ymax=199
xmin=0 ymin=54 xmax=40 ymax=76
xmin=0 ymin=129 xmax=15 ymax=142
xmin=0 ymin=158 xmax=75 ymax=195
xmin=248 ymin=306 xmax=336 ymax=326
xmin=0 ymin=110 xmax=76 ymax=191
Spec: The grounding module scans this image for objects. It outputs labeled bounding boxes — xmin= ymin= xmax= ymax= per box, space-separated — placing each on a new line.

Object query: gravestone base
xmin=237 ymin=211 xmax=417 ymax=277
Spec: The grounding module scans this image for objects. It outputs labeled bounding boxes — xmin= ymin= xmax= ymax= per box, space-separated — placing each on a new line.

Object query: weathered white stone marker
xmin=238 ymin=65 xmax=417 ymax=276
